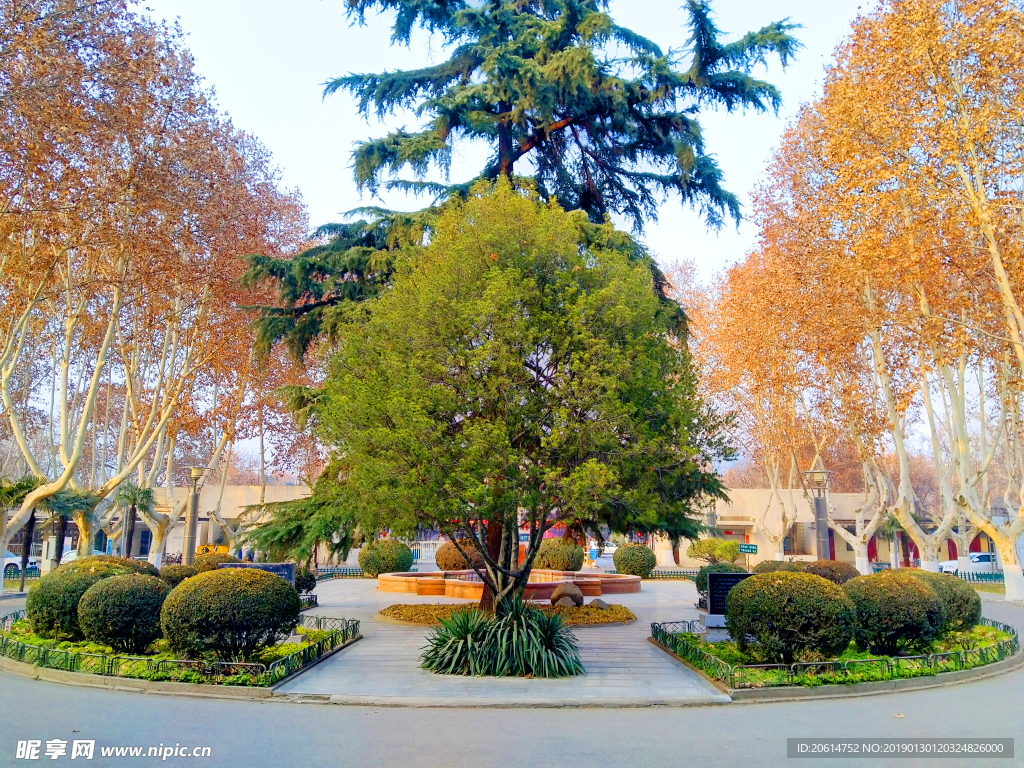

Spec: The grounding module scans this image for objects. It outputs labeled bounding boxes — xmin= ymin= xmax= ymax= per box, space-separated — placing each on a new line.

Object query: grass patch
xmin=380 ymin=602 xmax=636 ymax=626
xmin=972 ymin=583 xmax=1005 ymax=595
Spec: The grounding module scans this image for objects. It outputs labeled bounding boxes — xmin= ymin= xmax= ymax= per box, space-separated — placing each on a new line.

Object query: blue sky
xmin=143 ymin=0 xmax=872 ymax=279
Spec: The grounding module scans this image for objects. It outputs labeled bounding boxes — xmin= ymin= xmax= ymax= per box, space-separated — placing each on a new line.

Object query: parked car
xmin=938 ymin=552 xmax=999 ymax=574
xmin=3 ymin=550 xmax=39 ymax=577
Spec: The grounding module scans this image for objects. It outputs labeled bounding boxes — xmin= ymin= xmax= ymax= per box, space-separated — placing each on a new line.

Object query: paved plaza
xmin=277 ymin=576 xmax=728 ymax=705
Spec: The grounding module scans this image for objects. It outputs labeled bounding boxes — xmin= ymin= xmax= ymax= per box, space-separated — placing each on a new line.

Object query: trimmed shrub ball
xmin=695 ymin=562 xmax=748 ymax=609
xmin=803 ymin=560 xmax=860 ymax=585
xmin=294 ymin=567 xmax=318 ymax=594
xmin=533 ymin=538 xmax=585 ymax=571
xmin=160 ymin=568 xmax=300 ymax=660
xmin=612 ymin=543 xmax=657 ymax=578
xmin=752 ymin=560 xmax=805 ymax=575
xmin=358 ymin=540 xmax=414 ymax=577
xmin=56 ymin=554 xmax=158 ymax=578
xmin=910 ymin=571 xmax=981 ymax=632
xmin=159 ymin=565 xmax=198 ymax=588
xmin=435 ymin=539 xmax=486 ymax=571
xmin=27 ymin=568 xmax=113 ymax=640
xmin=686 ymin=538 xmax=741 ymax=564
xmin=78 ymin=574 xmax=170 ymax=654
xmin=193 ymin=553 xmax=241 ymax=573
xmin=726 ymin=572 xmax=857 ymax=663
xmin=843 ymin=571 xmax=947 ymax=655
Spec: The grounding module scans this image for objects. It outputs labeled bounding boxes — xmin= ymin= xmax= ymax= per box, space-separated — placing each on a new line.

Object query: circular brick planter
xmin=377 ymin=569 xmax=641 ymax=599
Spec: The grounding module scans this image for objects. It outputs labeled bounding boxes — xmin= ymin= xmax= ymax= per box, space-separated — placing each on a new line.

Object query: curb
xmin=0 ymin=634 xmax=362 ymax=702
xmin=278 ymin=693 xmax=732 ymax=708
xmin=647 ymin=638 xmax=1024 ymax=704
xmin=0 ymin=593 xmax=28 ymax=601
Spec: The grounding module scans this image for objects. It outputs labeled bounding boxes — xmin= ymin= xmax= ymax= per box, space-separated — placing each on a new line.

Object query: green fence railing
xmin=299 ymin=594 xmax=318 ymax=611
xmin=0 ymin=609 xmax=359 ymax=687
xmin=315 ymin=567 xmax=365 ymax=580
xmin=650 ymin=618 xmax=1019 ymax=689
xmin=957 ymin=571 xmax=1005 ymax=583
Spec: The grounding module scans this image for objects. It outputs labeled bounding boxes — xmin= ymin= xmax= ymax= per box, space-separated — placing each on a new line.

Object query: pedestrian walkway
xmin=275 ymin=577 xmax=728 ymax=705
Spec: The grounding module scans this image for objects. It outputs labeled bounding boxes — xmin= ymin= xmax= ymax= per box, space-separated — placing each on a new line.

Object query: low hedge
xmin=695 ymin=562 xmax=748 ymax=608
xmin=294 ymin=567 xmax=317 ymax=594
xmin=687 ymin=538 xmax=741 ymax=564
xmin=843 ymin=571 xmax=947 ymax=655
xmin=612 ymin=543 xmax=657 ymax=578
xmin=159 ymin=565 xmax=198 ymax=588
xmin=160 ymin=568 xmax=300 ymax=661
xmin=533 ymin=538 xmax=584 ymax=571
xmin=751 ymin=560 xmax=805 ymax=575
xmin=358 ymin=540 xmax=413 ymax=577
xmin=725 ymin=572 xmax=857 ymax=663
xmin=78 ymin=574 xmax=170 ymax=654
xmin=56 ymin=555 xmax=158 ymax=578
xmin=435 ymin=539 xmax=485 ymax=571
xmin=26 ymin=569 xmax=112 ymax=640
xmin=803 ymin=560 xmax=860 ymax=585
xmin=910 ymin=570 xmax=981 ymax=632
xmin=193 ymin=553 xmax=241 ymax=573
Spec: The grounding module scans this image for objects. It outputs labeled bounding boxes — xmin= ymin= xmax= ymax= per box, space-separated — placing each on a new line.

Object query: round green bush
xmin=26 ymin=569 xmax=113 ymax=640
xmin=843 ymin=571 xmax=947 ymax=655
xmin=695 ymin=562 xmax=748 ymax=608
xmin=612 ymin=543 xmax=657 ymax=578
xmin=686 ymin=538 xmax=741 ymax=564
xmin=435 ymin=539 xmax=485 ymax=571
xmin=803 ymin=560 xmax=860 ymax=585
xmin=193 ymin=553 xmax=241 ymax=573
xmin=78 ymin=574 xmax=170 ymax=654
xmin=726 ymin=572 xmax=857 ymax=663
xmin=752 ymin=560 xmax=805 ymax=575
xmin=160 ymin=568 xmax=300 ymax=660
xmin=910 ymin=571 xmax=981 ymax=632
xmin=358 ymin=539 xmax=414 ymax=577
xmin=294 ymin=567 xmax=318 ymax=594
xmin=56 ymin=554 xmax=158 ymax=578
xmin=159 ymin=565 xmax=198 ymax=588
xmin=533 ymin=538 xmax=585 ymax=571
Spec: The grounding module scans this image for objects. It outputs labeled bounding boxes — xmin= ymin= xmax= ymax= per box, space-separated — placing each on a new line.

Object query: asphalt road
xmin=1 ymin=599 xmax=1022 ymax=768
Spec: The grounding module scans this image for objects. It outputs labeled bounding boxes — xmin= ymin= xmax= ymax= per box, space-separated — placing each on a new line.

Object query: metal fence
xmin=650 ymin=618 xmax=1019 ymax=689
xmin=0 ymin=609 xmax=360 ymax=687
xmin=956 ymin=572 xmax=1005 ymax=583
xmin=315 ymin=567 xmax=365 ymax=580
xmin=299 ymin=594 xmax=319 ymax=611
xmin=647 ymin=569 xmax=699 ymax=580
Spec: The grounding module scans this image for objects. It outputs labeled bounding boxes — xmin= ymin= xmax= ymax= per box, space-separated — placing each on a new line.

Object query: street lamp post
xmin=182 ymin=467 xmax=208 ymax=566
xmin=803 ymin=468 xmax=832 ymax=561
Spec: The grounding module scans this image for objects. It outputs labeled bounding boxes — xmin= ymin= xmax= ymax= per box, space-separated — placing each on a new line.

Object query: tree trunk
xmin=478 ymin=519 xmax=504 ymax=614
xmin=919 ymin=539 xmax=941 ymax=572
xmin=54 ymin=515 xmax=68 ymax=565
xmin=889 ymin=538 xmax=900 ymax=570
xmin=900 ymin=532 xmax=911 ymax=568
xmin=987 ymin=531 xmax=1024 ymax=602
xmin=122 ymin=505 xmax=136 ymax=558
xmin=74 ymin=511 xmax=93 ymax=556
xmin=19 ymin=512 xmax=35 ymax=591
xmin=853 ymin=542 xmax=871 ymax=576
xmin=957 ymin=555 xmax=972 ymax=573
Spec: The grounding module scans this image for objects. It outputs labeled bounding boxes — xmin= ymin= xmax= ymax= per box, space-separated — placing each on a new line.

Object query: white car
xmin=938 ymin=552 xmax=998 ymax=574
xmin=3 ymin=550 xmax=39 ymax=576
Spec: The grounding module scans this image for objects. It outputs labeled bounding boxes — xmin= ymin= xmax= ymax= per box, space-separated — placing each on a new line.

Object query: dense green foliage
xmin=57 ymin=555 xmax=158 ymax=578
xmin=294 ymin=567 xmax=318 ymax=594
xmin=193 ymin=553 xmax=241 ymax=573
xmin=687 ymin=538 xmax=741 ymax=564
xmin=77 ymin=574 xmax=170 ymax=654
xmin=843 ymin=571 xmax=947 ymax=655
xmin=27 ymin=569 xmax=112 ymax=640
xmin=435 ymin=539 xmax=485 ymax=571
xmin=533 ymin=538 xmax=585 ymax=571
xmin=159 ymin=565 xmax=198 ymax=588
xmin=695 ymin=562 xmax=747 ymax=607
xmin=160 ymin=569 xmax=300 ymax=661
xmin=751 ymin=560 xmax=804 ymax=575
xmin=803 ymin=560 xmax=860 ymax=585
xmin=725 ymin=572 xmax=857 ymax=663
xmin=358 ymin=540 xmax=414 ymax=577
xmin=612 ymin=543 xmax=658 ymax=579
xmin=420 ymin=597 xmax=583 ymax=677
xmin=910 ymin=571 xmax=981 ymax=632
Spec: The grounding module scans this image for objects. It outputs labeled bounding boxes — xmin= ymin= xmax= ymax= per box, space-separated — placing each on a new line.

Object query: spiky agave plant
xmin=420 ymin=608 xmax=490 ymax=675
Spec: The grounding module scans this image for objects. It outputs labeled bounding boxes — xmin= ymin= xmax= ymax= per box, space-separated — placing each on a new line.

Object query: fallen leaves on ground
xmin=379 ymin=602 xmax=636 ymax=626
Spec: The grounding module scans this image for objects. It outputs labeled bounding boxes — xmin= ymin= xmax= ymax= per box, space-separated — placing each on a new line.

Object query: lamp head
xmin=190 ymin=467 xmax=203 ymax=482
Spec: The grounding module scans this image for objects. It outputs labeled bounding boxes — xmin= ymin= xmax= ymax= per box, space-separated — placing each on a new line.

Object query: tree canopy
xmin=245 ymin=0 xmax=800 ymax=358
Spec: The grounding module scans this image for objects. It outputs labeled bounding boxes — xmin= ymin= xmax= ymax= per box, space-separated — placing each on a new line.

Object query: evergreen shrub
xmin=78 ymin=574 xmax=170 ymax=654
xmin=909 ymin=571 xmax=981 ymax=632
xmin=533 ymin=538 xmax=585 ymax=571
xmin=612 ymin=543 xmax=657 ymax=578
xmin=193 ymin=553 xmax=241 ymax=573
xmin=435 ymin=539 xmax=485 ymax=571
xmin=159 ymin=565 xmax=198 ymax=588
xmin=803 ymin=560 xmax=860 ymax=585
xmin=358 ymin=540 xmax=413 ymax=577
xmin=843 ymin=571 xmax=947 ymax=655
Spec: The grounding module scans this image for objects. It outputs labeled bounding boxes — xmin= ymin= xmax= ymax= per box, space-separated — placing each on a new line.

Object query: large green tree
xmin=245 ymin=0 xmax=800 ymax=357
xmin=297 ymin=182 xmax=726 ymax=607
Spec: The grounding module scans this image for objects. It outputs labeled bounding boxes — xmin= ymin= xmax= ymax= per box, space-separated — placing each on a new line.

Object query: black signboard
xmin=218 ymin=562 xmax=296 ymax=587
xmin=707 ymin=571 xmax=751 ymax=615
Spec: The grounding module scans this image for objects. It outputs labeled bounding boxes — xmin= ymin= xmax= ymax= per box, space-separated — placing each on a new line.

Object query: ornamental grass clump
xmin=358 ymin=539 xmax=414 ymax=577
xmin=612 ymin=543 xmax=657 ymax=578
xmin=421 ymin=597 xmax=584 ymax=678
xmin=78 ymin=574 xmax=170 ymax=654
xmin=160 ymin=568 xmax=300 ymax=661
xmin=533 ymin=538 xmax=585 ymax=571
xmin=843 ymin=571 xmax=947 ymax=655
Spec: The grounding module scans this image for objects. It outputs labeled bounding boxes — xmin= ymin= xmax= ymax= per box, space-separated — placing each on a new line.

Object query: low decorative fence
xmin=650 ymin=618 xmax=1019 ymax=689
xmin=647 ymin=569 xmax=699 ymax=580
xmin=299 ymin=594 xmax=318 ymax=610
xmin=957 ymin=572 xmax=1005 ymax=583
xmin=0 ymin=609 xmax=359 ymax=688
xmin=315 ymin=567 xmax=365 ymax=580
